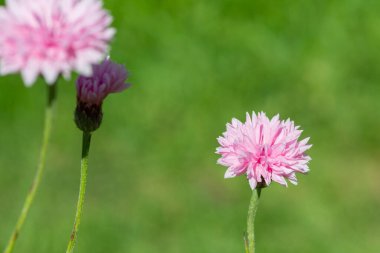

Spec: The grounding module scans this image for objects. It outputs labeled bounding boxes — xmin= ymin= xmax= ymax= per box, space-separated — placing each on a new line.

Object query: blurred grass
xmin=1 ymin=0 xmax=380 ymax=252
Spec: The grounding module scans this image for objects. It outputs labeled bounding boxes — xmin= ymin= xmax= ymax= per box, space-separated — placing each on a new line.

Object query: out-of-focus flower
xmin=0 ymin=0 xmax=115 ymax=86
xmin=75 ymin=57 xmax=129 ymax=132
xmin=216 ymin=112 xmax=312 ymax=189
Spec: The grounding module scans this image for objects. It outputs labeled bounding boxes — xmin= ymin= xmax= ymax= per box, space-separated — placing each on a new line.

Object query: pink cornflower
xmin=216 ymin=112 xmax=312 ymax=189
xmin=0 ymin=0 xmax=115 ymax=86
xmin=75 ymin=57 xmax=129 ymax=132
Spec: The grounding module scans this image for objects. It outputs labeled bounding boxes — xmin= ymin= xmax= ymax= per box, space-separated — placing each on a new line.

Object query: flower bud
xmin=74 ymin=57 xmax=130 ymax=132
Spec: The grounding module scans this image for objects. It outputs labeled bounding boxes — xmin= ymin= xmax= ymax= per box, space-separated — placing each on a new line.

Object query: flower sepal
xmin=74 ymin=102 xmax=103 ymax=133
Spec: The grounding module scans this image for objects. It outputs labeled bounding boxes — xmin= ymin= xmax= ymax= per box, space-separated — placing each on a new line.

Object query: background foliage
xmin=0 ymin=0 xmax=379 ymax=252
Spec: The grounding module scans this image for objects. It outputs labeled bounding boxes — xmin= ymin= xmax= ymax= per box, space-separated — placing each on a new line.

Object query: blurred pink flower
xmin=76 ymin=57 xmax=129 ymax=106
xmin=216 ymin=112 xmax=312 ymax=189
xmin=0 ymin=0 xmax=115 ymax=86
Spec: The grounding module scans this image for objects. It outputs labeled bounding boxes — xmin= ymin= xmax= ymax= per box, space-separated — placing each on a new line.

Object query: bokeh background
xmin=1 ymin=0 xmax=380 ymax=252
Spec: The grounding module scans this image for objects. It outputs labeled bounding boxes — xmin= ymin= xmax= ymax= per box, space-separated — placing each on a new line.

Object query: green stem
xmin=65 ymin=132 xmax=92 ymax=253
xmin=3 ymin=84 xmax=57 ymax=253
xmin=245 ymin=188 xmax=261 ymax=253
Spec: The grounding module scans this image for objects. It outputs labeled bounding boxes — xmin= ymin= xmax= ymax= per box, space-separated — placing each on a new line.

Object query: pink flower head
xmin=216 ymin=112 xmax=312 ymax=189
xmin=0 ymin=0 xmax=115 ymax=86
xmin=76 ymin=57 xmax=129 ymax=106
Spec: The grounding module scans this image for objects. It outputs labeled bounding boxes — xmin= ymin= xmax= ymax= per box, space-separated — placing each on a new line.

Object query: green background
xmin=1 ymin=1 xmax=379 ymax=252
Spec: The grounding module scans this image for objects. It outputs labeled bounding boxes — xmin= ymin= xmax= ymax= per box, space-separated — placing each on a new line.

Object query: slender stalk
xmin=3 ymin=84 xmax=57 ymax=253
xmin=245 ymin=188 xmax=261 ymax=253
xmin=66 ymin=132 xmax=92 ymax=253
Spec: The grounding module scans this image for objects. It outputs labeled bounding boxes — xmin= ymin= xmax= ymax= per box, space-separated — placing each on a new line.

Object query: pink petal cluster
xmin=76 ymin=57 xmax=129 ymax=105
xmin=216 ymin=112 xmax=312 ymax=189
xmin=0 ymin=0 xmax=115 ymax=86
